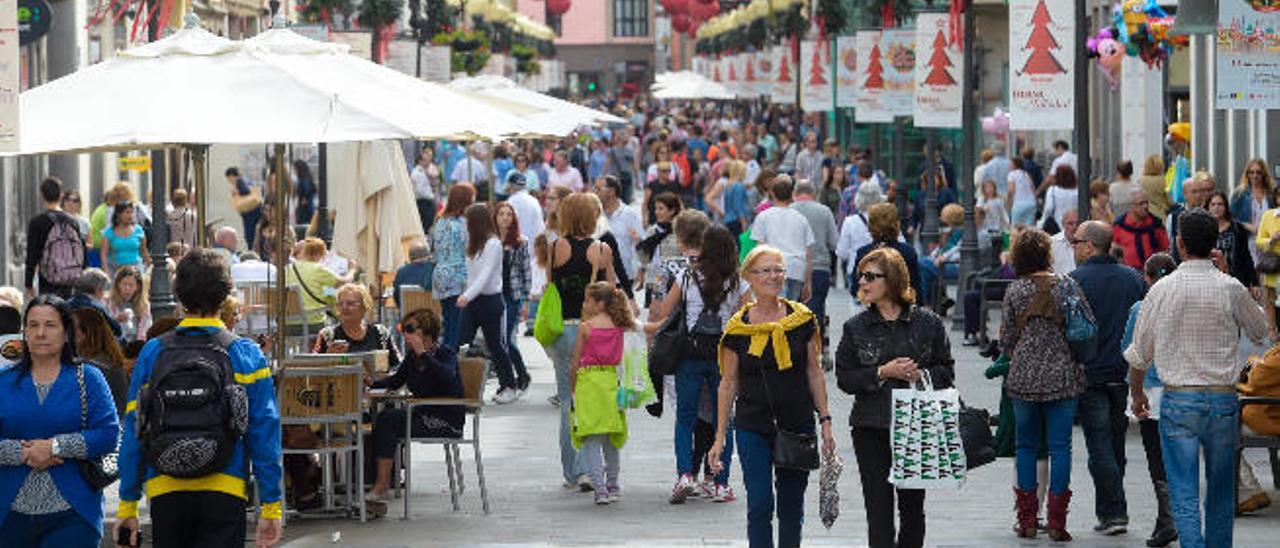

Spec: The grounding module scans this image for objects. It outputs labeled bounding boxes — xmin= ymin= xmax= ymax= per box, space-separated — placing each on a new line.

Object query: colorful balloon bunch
xmin=1085 ymin=0 xmax=1189 ymax=87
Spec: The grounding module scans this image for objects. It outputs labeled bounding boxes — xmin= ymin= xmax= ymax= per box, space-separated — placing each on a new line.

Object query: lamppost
xmin=955 ymin=0 xmax=978 ymax=327
xmin=147 ymin=1 xmax=176 ymax=319
xmin=1074 ymin=0 xmax=1091 ymax=220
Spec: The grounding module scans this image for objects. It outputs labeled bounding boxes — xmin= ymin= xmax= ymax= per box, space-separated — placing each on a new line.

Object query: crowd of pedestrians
xmin=3 ymin=96 xmax=1280 ymax=548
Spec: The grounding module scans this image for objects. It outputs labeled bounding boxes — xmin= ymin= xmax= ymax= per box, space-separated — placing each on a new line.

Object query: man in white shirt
xmin=595 ymin=175 xmax=643 ymax=282
xmin=409 ymin=149 xmax=438 ymax=233
xmin=741 ymin=144 xmax=761 ymax=187
xmin=213 ymin=226 xmax=242 ymax=266
xmin=1050 ymin=140 xmax=1078 ymax=178
xmin=449 ymin=143 xmax=490 ymax=200
xmin=505 ymin=173 xmax=544 ymax=245
xmin=230 ymin=251 xmax=277 ymax=284
xmin=751 ymin=175 xmax=815 ymax=301
xmin=1049 ymin=209 xmax=1079 ymax=275
xmin=545 ymin=150 xmax=584 ymax=192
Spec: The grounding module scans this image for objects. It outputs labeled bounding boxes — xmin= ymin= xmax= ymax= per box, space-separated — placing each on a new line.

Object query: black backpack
xmin=684 ymin=274 xmax=735 ymax=360
xmin=136 ymin=331 xmax=248 ymax=479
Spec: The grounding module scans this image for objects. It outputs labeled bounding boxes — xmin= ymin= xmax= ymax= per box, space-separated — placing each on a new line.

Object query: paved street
xmin=273 ymin=288 xmax=1279 ymax=547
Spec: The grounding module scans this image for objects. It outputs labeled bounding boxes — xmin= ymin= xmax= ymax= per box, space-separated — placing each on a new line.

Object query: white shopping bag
xmin=889 ymin=370 xmax=967 ymax=489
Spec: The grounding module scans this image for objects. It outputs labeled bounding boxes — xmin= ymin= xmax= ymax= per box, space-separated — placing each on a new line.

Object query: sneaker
xmin=576 ymin=475 xmax=595 ymax=492
xmin=668 ymin=474 xmax=695 ymax=504
xmin=1093 ymin=518 xmax=1128 ymax=535
xmin=548 ymin=394 xmax=560 ymax=407
xmin=492 ymin=387 xmax=518 ymax=404
xmin=1237 ymin=492 xmax=1271 ymax=515
xmin=712 ymin=484 xmax=736 ymax=503
xmin=594 ymin=489 xmax=611 ymax=505
xmin=695 ymin=479 xmax=715 ymax=498
xmin=607 ymin=486 xmax=622 ymax=503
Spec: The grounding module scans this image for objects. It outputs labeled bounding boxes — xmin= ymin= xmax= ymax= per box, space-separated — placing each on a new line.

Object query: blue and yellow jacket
xmin=116 ymin=318 xmax=283 ymax=520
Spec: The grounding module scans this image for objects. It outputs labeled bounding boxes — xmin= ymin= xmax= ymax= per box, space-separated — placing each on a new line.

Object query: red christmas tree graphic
xmin=714 ymin=64 xmax=722 ymax=82
xmin=729 ymin=60 xmax=737 ymax=81
xmin=777 ymin=52 xmax=792 ymax=82
xmin=746 ymin=57 xmax=756 ymax=82
xmin=809 ymin=44 xmax=828 ymax=86
xmin=865 ymin=43 xmax=885 ymax=89
xmin=922 ymin=30 xmax=957 ymax=86
xmin=1020 ymin=0 xmax=1066 ymax=75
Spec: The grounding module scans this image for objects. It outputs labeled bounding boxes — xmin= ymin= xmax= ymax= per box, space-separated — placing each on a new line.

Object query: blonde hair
xmin=856 ymin=247 xmax=916 ymax=306
xmin=741 ymin=245 xmax=785 ymax=278
xmin=0 ymin=287 xmax=23 ymax=310
xmin=1142 ymin=154 xmax=1165 ymax=177
xmin=219 ymin=296 xmax=242 ymax=328
xmin=336 ymin=283 xmax=374 ymax=315
xmin=725 ymin=160 xmax=747 ymax=183
xmin=105 ymin=182 xmax=137 ymax=206
xmin=299 ymin=237 xmax=328 ymax=261
xmin=557 ymin=193 xmax=602 ymax=238
xmin=941 ymin=203 xmax=965 ymax=227
xmin=1238 ymin=157 xmax=1274 ymax=195
xmin=584 ymin=281 xmax=635 ymax=330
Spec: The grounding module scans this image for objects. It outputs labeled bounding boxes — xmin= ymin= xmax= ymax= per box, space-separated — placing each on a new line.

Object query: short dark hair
xmin=174 ymin=248 xmax=232 ymax=316
xmin=401 ymin=307 xmax=442 ymax=340
xmin=1117 ymin=160 xmax=1134 ymax=178
xmin=1011 ymin=229 xmax=1053 ymax=276
xmin=771 ymin=175 xmax=795 ymax=202
xmin=1053 ymin=140 xmax=1070 ymax=151
xmin=39 ymin=177 xmax=63 ymax=203
xmin=600 ymin=175 xmax=622 ymax=196
xmin=224 ymin=167 xmax=240 ymax=178
xmin=1177 ymin=208 xmax=1217 ymax=259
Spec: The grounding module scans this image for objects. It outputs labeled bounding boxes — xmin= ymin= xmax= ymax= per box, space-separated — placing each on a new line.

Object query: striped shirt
xmin=1124 ymin=260 xmax=1271 ymax=387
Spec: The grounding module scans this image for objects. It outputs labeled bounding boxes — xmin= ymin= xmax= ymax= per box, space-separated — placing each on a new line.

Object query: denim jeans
xmin=784 ymin=279 xmax=805 ymax=301
xmin=806 ymin=269 xmax=831 ymax=344
xmin=1159 ymin=391 xmax=1239 ymax=548
xmin=458 ymin=293 xmax=517 ymax=390
xmin=440 ymin=295 xmax=461 ymax=350
xmin=919 ymin=261 xmax=959 ymax=305
xmin=502 ymin=293 xmax=531 ymax=388
xmin=1078 ymin=382 xmax=1130 ymax=522
xmin=1012 ymin=397 xmax=1077 ymax=494
xmin=0 ymin=509 xmax=100 ymax=548
xmin=675 ymin=359 xmax=733 ymax=484
xmin=737 ymin=427 xmax=810 ymax=548
xmin=544 ymin=322 xmax=585 ymax=484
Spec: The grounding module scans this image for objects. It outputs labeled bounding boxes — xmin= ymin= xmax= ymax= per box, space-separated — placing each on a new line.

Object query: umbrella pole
xmin=488 ymin=144 xmax=495 ymax=207
xmin=148 ymin=148 xmax=177 ymax=320
xmin=272 ymin=143 xmax=288 ymax=364
xmin=316 ymin=143 xmax=331 ymax=245
xmin=191 ymin=145 xmax=209 ymax=247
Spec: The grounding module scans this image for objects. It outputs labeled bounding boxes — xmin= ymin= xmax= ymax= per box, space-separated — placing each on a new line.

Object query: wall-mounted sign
xmin=18 ymin=0 xmax=52 ymax=46
xmin=118 ymin=156 xmax=152 ymax=172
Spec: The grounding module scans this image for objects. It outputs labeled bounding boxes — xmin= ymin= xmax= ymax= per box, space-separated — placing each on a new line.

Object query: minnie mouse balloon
xmin=982 ymin=116 xmax=996 ymax=135
xmin=993 ymin=108 xmax=1010 ymax=135
xmin=1098 ymin=38 xmax=1124 ymax=71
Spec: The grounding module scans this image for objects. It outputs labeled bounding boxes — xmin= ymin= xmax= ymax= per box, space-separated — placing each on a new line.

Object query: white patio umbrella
xmin=14 ymin=23 xmax=533 ymax=156
xmin=651 ymin=71 xmax=734 ymax=100
xmin=328 ymin=141 xmax=424 ymax=278
xmin=448 ymin=75 xmax=626 ymax=137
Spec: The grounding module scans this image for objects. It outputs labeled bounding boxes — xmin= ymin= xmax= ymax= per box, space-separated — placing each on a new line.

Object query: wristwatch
xmin=818 ymin=415 xmax=832 ymax=424
xmin=50 ymin=438 xmax=61 ymax=458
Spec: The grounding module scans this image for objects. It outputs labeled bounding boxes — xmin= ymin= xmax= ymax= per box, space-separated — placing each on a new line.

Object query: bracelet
xmin=818 ymin=415 xmax=832 ymax=424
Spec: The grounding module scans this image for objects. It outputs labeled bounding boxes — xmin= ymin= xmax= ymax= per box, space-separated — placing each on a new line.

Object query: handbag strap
xmin=292 ymin=263 xmax=328 ymax=306
xmin=76 ymin=363 xmax=87 ymax=431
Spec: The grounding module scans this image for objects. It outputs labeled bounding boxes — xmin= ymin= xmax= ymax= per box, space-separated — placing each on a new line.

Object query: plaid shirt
xmin=1124 ymin=260 xmax=1271 ymax=387
xmin=502 ymin=243 xmax=532 ymax=301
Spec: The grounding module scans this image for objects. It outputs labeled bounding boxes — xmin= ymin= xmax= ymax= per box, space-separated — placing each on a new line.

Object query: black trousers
xmin=372 ymin=407 xmax=460 ymax=459
xmin=150 ymin=491 xmax=247 ymax=548
xmin=416 ymin=198 xmax=436 ymax=235
xmin=1139 ymin=418 xmax=1167 ymax=483
xmin=852 ymin=427 xmax=926 ymax=548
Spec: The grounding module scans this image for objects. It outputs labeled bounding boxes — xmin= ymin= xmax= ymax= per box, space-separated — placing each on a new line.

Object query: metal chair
xmin=233 ymin=280 xmax=273 ymax=336
xmin=398 ymin=357 xmax=491 ymax=518
xmin=266 ymin=286 xmax=323 ymax=356
xmin=1235 ymin=396 xmax=1280 ymax=506
xmin=277 ymin=359 xmax=367 ymax=522
xmin=400 ymin=286 xmax=443 ymax=318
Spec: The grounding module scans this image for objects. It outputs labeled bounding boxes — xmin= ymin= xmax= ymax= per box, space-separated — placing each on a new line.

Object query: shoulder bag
xmin=1057 ymin=276 xmax=1098 ymax=364
xmin=75 ymin=363 xmax=119 ymax=491
xmin=534 ymin=243 xmax=564 ymax=346
xmin=231 ymin=184 xmax=263 ymax=214
xmin=291 ymin=263 xmax=339 ymax=322
xmin=755 ymin=323 xmax=819 ymax=471
xmin=648 ymin=270 xmax=689 ymax=376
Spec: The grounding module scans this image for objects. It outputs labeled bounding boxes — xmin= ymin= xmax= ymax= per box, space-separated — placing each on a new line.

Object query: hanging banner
xmin=725 ymin=54 xmax=740 ymax=95
xmin=880 ymin=29 xmax=917 ymax=117
xmin=0 ymin=0 xmax=19 ymax=152
xmin=736 ymin=53 xmax=754 ymax=98
xmin=771 ymin=46 xmax=797 ymax=104
xmin=855 ymin=31 xmax=891 ymax=123
xmin=1216 ymin=1 xmax=1280 ymax=109
xmin=1009 ymin=0 xmax=1075 ymax=130
xmin=914 ymin=13 xmax=963 ymax=128
xmin=754 ymin=52 xmax=774 ymax=98
xmin=800 ymin=40 xmax=834 ymax=112
xmin=421 ymin=45 xmax=452 ymax=83
xmin=836 ymin=36 xmax=858 ymax=108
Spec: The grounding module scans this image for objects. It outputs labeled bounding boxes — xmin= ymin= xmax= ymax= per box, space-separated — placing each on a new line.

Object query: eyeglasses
xmin=1069 ymin=238 xmax=1088 ymax=245
xmin=749 ymin=266 xmax=787 ymax=276
xmin=1132 ymin=200 xmax=1149 ymax=206
xmin=337 ymin=300 xmax=364 ymax=308
xmin=402 ymin=323 xmax=418 ymax=334
xmin=858 ymin=271 xmax=887 ymax=282
xmin=1248 ymin=170 xmax=1265 ymax=175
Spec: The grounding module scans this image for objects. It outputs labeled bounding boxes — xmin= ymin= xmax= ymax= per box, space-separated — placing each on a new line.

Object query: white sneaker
xmin=712 ymin=484 xmax=736 ymax=503
xmin=493 ymin=388 xmax=518 ymax=404
xmin=668 ymin=474 xmax=695 ymax=504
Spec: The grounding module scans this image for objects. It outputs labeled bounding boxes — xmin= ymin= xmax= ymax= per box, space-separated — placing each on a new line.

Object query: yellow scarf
xmin=719 ymin=299 xmax=816 ymax=372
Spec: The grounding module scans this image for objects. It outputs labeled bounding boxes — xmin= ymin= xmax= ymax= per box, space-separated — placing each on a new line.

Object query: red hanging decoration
xmin=690 ymin=0 xmax=718 ymax=22
xmin=672 ymin=13 xmax=692 ymax=33
xmin=949 ymin=0 xmax=966 ymax=48
xmin=547 ymin=0 xmax=572 ymax=16
xmin=661 ymin=0 xmax=689 ymax=16
xmin=881 ymin=3 xmax=895 ymax=28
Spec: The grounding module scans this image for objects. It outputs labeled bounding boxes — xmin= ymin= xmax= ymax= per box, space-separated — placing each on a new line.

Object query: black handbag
xmin=959 ymin=404 xmax=997 ymax=470
xmin=1258 ymin=252 xmax=1280 ymax=275
xmin=759 ymin=361 xmax=820 ymax=471
xmin=648 ymin=302 xmax=686 ymax=377
xmin=75 ymin=363 xmax=120 ymax=491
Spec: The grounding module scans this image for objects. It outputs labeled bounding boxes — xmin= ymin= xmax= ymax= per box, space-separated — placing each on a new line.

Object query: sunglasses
xmin=1248 ymin=170 xmax=1265 ymax=175
xmin=402 ymin=323 xmax=419 ymax=334
xmin=858 ymin=271 xmax=887 ymax=282
xmin=750 ymin=266 xmax=787 ymax=276
xmin=1069 ymin=238 xmax=1088 ymax=245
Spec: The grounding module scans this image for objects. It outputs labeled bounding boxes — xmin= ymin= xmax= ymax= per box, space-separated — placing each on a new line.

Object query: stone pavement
xmin=268 ymin=289 xmax=1277 ymax=546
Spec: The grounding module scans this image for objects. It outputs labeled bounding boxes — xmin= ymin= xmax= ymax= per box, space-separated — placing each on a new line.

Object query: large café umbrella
xmin=11 ymin=14 xmax=533 ymax=365
xmin=650 ymin=70 xmax=734 ymax=100
xmin=449 ymin=75 xmax=626 ymax=137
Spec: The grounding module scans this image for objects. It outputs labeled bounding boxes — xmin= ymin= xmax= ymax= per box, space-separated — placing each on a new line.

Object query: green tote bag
xmin=534 ymin=281 xmax=564 ymax=346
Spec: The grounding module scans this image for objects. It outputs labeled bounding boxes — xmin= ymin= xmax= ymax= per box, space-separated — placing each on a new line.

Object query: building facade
xmin=517 ymin=0 xmax=655 ymax=95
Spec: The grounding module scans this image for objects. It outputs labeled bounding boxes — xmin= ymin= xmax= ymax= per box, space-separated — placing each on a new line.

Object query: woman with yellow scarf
xmin=708 ymin=245 xmax=835 ymax=548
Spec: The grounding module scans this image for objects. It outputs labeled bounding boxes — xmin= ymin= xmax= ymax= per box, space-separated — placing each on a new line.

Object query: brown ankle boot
xmin=1014 ymin=487 xmax=1040 ymax=538
xmin=1047 ymin=490 xmax=1073 ymax=542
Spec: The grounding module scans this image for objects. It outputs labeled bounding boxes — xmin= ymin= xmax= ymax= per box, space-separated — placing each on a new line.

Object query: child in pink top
xmin=570 ymin=282 xmax=636 ymax=505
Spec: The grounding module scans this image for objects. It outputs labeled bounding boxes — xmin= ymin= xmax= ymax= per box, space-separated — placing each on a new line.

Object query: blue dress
xmin=101 ymin=225 xmax=145 ymax=269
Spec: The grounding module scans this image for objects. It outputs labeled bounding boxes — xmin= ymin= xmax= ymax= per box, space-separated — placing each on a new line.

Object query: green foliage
xmin=511 ymin=43 xmax=536 ymax=62
xmin=815 ymin=0 xmax=847 ymax=34
xmin=432 ymin=29 xmax=491 ymax=75
xmin=422 ymin=0 xmax=456 ymax=37
xmin=357 ymin=0 xmax=403 ymax=29
xmin=299 ymin=0 xmax=354 ymax=24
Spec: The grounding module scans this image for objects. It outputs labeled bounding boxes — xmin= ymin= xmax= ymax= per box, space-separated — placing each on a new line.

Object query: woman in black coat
xmin=1209 ymin=191 xmax=1260 ymax=291
xmin=835 ymin=246 xmax=955 ymax=548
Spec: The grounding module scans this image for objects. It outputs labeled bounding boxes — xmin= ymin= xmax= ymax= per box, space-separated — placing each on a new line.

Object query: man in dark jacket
xmin=1069 ymin=220 xmax=1146 ymax=536
xmin=24 ymin=176 xmax=85 ymax=299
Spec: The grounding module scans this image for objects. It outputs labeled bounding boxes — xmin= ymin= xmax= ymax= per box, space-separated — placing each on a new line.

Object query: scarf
xmin=719 ymin=299 xmax=816 ymax=372
xmin=637 ymin=222 xmax=672 ymax=258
